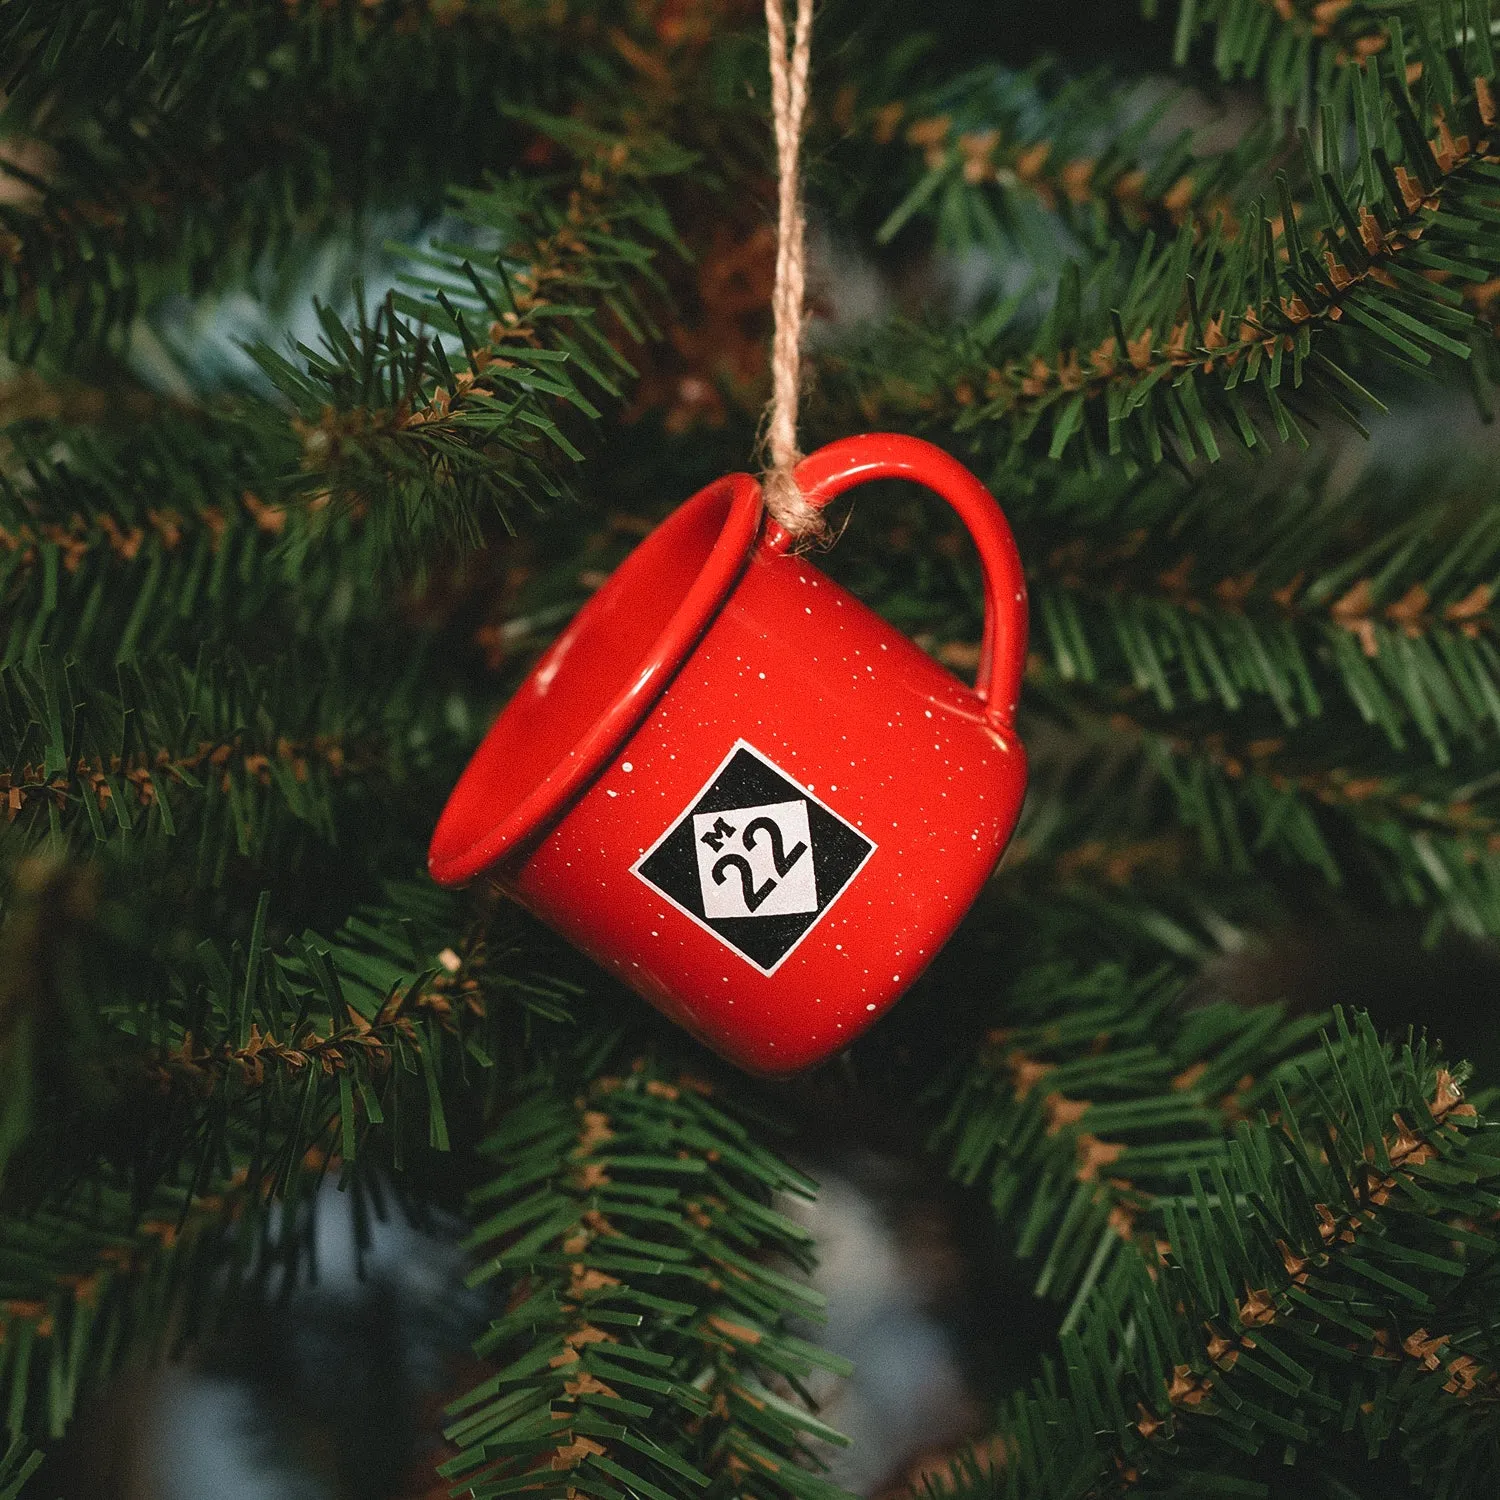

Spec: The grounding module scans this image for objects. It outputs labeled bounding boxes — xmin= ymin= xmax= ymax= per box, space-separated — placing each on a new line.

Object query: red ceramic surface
xmin=429 ymin=434 xmax=1028 ymax=1074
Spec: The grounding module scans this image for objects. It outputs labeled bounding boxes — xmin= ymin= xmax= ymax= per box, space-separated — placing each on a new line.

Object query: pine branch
xmin=141 ymin=882 xmax=579 ymax=1187
xmin=833 ymin=454 xmax=1500 ymax=768
xmin=440 ymin=1064 xmax=851 ymax=1500
xmin=841 ymin=47 xmax=1500 ymax=473
xmin=0 ymin=1437 xmax=41 ymax=1500
xmin=12 ymin=8 xmax=1500 ymax=1500
xmin=242 ymin=127 xmax=686 ymax=545
xmin=990 ymin=694 xmax=1500 ymax=953
xmin=1163 ymin=0 xmax=1412 ymax=118
xmin=0 ymin=0 xmax=609 ymax=353
xmin=1018 ymin=688 xmax=1500 ymax=933
xmin=980 ymin=1009 xmax=1500 ymax=1497
xmin=0 ymin=635 xmax=450 ymax=875
xmin=932 ymin=958 xmax=1327 ymax=1314
xmin=0 ymin=871 xmax=580 ymax=1470
xmin=0 ymin=384 xmax=582 ymax=668
xmin=1 ymin=800 xmax=609 ymax=1236
xmin=1 ymin=457 xmax=322 ymax=670
xmin=0 ymin=859 xmax=566 ymax=1196
xmin=0 ymin=1177 xmax=246 ymax=1453
xmin=862 ymin=65 xmax=1278 ymax=255
xmin=1028 ymin=485 xmax=1500 ymax=766
xmin=824 ymin=451 xmax=1500 ymax=929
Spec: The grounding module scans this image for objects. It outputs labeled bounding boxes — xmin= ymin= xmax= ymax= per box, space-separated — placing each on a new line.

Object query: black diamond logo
xmin=632 ymin=741 xmax=876 ymax=973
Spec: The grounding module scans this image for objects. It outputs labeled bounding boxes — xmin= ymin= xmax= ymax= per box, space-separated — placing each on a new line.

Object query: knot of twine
xmin=761 ymin=0 xmax=825 ymax=543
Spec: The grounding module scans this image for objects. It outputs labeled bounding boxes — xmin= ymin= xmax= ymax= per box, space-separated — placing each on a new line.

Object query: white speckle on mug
xmin=622 ymin=761 xmax=633 ymax=772
xmin=866 ymin=1003 xmax=877 ymax=1011
xmin=607 ymin=789 xmax=618 ymax=798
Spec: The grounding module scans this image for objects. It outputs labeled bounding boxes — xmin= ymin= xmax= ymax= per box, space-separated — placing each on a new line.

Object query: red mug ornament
xmin=428 ymin=434 xmax=1028 ymax=1075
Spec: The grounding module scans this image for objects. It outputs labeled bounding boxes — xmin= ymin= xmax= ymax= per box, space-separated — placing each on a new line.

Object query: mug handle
xmin=762 ymin=434 xmax=1028 ymax=729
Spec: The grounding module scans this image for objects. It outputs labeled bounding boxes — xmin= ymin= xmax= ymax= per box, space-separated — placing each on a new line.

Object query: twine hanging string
xmin=761 ymin=0 xmax=826 ymax=542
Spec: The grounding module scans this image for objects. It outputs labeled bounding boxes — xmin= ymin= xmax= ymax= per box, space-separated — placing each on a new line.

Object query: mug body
xmin=505 ymin=505 xmax=1025 ymax=1074
xmin=429 ymin=435 xmax=1029 ymax=1077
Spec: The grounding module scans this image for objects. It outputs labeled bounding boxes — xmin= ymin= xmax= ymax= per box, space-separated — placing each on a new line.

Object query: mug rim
xmin=428 ymin=470 xmax=764 ymax=885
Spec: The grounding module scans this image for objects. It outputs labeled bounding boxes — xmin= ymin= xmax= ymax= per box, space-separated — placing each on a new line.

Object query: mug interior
xmin=430 ymin=478 xmax=745 ymax=877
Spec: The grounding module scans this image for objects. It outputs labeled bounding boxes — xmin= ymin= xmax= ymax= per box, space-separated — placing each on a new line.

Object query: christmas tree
xmin=6 ymin=0 xmax=1500 ymax=1495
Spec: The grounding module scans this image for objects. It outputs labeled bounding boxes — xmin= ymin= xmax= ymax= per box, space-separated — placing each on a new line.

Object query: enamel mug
xmin=428 ymin=433 xmax=1028 ymax=1074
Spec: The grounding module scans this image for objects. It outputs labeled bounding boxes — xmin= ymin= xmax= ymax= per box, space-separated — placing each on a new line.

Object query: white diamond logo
xmin=692 ymin=799 xmax=817 ymax=919
xmin=632 ymin=741 xmax=877 ymax=974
